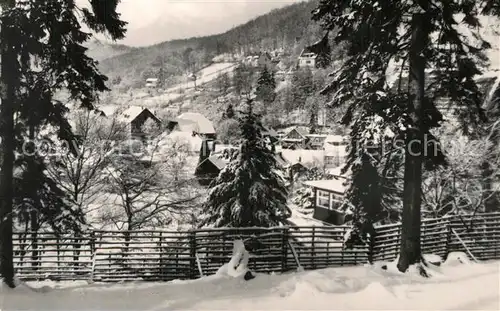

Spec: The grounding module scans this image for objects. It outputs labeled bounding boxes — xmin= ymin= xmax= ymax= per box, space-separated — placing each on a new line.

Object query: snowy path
xmin=1 ymin=256 xmax=499 ymax=310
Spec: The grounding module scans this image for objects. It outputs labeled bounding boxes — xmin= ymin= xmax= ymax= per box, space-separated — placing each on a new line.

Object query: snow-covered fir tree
xmin=200 ymin=100 xmax=291 ymax=227
xmin=223 ymin=103 xmax=235 ymax=119
xmin=255 ymin=66 xmax=276 ymax=105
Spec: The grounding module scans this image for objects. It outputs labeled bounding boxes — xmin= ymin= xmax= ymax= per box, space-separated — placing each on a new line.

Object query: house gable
xmin=284 ymin=128 xmax=307 ymax=140
xmin=130 ymin=109 xmax=161 ymax=134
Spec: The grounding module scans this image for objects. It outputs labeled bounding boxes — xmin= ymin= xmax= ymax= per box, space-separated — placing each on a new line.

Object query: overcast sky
xmin=77 ymin=0 xmax=304 ymax=46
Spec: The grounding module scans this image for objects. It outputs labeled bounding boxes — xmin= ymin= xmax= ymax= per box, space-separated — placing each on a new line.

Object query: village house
xmin=280 ymin=126 xmax=347 ymax=152
xmin=298 ymin=48 xmax=318 ymax=68
xmin=168 ymin=112 xmax=217 ymax=141
xmin=243 ymin=52 xmax=273 ymax=68
xmin=305 ymin=134 xmax=327 ymax=150
xmin=298 ymin=33 xmax=331 ymax=69
xmin=302 ymin=177 xmax=347 ymax=225
xmin=280 ymin=126 xmax=310 ymax=149
xmin=117 ymin=106 xmax=162 ymax=139
xmin=195 ymin=147 xmax=290 ymax=186
xmin=95 ymin=105 xmax=119 ymax=118
xmin=145 ymin=78 xmax=159 ymax=88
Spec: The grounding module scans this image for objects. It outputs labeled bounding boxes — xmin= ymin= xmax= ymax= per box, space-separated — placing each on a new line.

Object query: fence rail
xmin=12 ymin=213 xmax=500 ymax=282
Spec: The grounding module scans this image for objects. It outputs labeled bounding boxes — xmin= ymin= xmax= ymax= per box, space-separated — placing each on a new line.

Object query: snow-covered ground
xmin=136 ymin=62 xmax=237 ymax=108
xmin=2 ymin=253 xmax=498 ymax=310
xmin=288 ymin=208 xmax=327 ymax=227
xmin=163 ymin=62 xmax=237 ymax=94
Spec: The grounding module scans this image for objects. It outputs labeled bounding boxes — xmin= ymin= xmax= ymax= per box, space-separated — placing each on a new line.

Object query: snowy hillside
xmin=2 ymin=253 xmax=498 ymax=310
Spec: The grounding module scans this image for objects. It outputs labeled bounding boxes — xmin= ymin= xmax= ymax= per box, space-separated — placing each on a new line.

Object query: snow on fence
xmin=11 ymin=213 xmax=500 ymax=282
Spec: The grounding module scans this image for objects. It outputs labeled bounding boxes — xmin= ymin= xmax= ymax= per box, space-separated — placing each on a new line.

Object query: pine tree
xmin=223 ymin=103 xmax=235 ymax=119
xmin=0 ymin=0 xmax=126 ymax=287
xmin=158 ymin=59 xmax=165 ymax=89
xmin=200 ymin=100 xmax=291 ymax=227
xmin=255 ymin=66 xmax=276 ymax=105
xmin=232 ymin=66 xmax=244 ymax=96
xmin=216 ymin=72 xmax=231 ymax=97
xmin=313 ymin=0 xmax=498 ymax=274
xmin=232 ymin=65 xmax=253 ymax=98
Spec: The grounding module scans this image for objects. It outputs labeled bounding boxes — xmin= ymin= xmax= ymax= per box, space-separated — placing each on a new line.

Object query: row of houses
xmin=242 ymin=47 xmax=326 ymax=70
xmin=277 ymin=126 xmax=347 ymax=149
xmin=92 ymin=106 xmax=350 ymax=226
xmin=242 ymin=35 xmax=330 ymax=71
xmin=95 ymin=105 xmax=216 ymax=141
xmin=194 ymin=143 xmax=350 ymax=226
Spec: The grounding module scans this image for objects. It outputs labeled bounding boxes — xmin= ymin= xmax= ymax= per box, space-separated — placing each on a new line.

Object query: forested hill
xmin=96 ymin=0 xmax=323 ymax=89
xmin=85 ymin=38 xmax=135 ymax=62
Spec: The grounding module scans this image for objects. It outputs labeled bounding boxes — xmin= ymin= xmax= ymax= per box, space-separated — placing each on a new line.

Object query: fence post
xmin=281 ymin=228 xmax=289 ymax=273
xmin=88 ymin=231 xmax=96 ymax=281
xmin=74 ymin=232 xmax=81 ymax=268
xmin=158 ymin=232 xmax=164 ymax=281
xmin=311 ymin=227 xmax=316 ymax=270
xmin=367 ymin=229 xmax=375 ymax=264
xmin=446 ymin=217 xmax=453 ymax=257
xmin=56 ymin=237 xmax=60 ymax=273
xmin=189 ymin=231 xmax=197 ymax=279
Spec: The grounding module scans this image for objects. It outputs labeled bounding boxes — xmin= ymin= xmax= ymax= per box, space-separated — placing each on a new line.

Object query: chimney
xmin=198 ymin=139 xmax=211 ymax=164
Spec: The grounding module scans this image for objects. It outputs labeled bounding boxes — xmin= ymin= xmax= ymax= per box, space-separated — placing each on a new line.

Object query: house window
xmin=306 ymin=60 xmax=311 ymax=64
xmin=330 ymin=194 xmax=343 ymax=210
xmin=316 ymin=190 xmax=330 ymax=208
xmin=325 ymin=156 xmax=336 ymax=165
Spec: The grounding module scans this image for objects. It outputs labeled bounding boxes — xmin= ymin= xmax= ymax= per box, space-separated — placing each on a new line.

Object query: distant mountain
xmin=85 ymin=38 xmax=135 ymax=62
xmin=93 ymin=0 xmax=500 ymax=91
xmin=94 ymin=0 xmax=324 ymax=89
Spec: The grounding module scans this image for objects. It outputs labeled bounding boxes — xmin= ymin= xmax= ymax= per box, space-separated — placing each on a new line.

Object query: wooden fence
xmin=12 ymin=213 xmax=500 ymax=282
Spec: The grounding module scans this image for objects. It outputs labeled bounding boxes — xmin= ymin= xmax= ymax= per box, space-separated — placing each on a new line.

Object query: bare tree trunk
xmin=397 ymin=13 xmax=428 ymax=275
xmin=481 ymin=162 xmax=497 ymax=213
xmin=0 ymin=0 xmax=18 ymax=288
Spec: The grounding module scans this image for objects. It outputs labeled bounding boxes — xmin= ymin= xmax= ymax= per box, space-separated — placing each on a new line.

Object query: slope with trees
xmin=96 ymin=0 xmax=339 ymax=90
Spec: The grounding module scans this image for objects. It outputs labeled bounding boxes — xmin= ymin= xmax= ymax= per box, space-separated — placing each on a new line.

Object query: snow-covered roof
xmin=97 ymin=105 xmax=120 ymax=117
xmin=284 ymin=126 xmax=309 ymax=138
xmin=325 ymin=166 xmax=351 ymax=178
xmin=214 ymin=144 xmax=238 ymax=153
xmin=324 ymin=135 xmax=346 ymax=144
xmin=172 ymin=119 xmax=198 ymax=133
xmin=117 ymin=106 xmax=158 ymax=124
xmin=177 ymin=112 xmax=216 ymax=134
xmin=205 ymin=155 xmax=229 ymax=170
xmin=303 ymin=179 xmax=346 ymax=194
xmin=299 ymin=53 xmax=318 ymax=59
xmin=280 ymin=149 xmax=325 ymax=167
xmin=262 ymin=126 xmax=278 ymax=138
xmin=160 ymin=131 xmax=203 ymax=153
xmin=306 ymin=134 xmax=328 ymax=139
